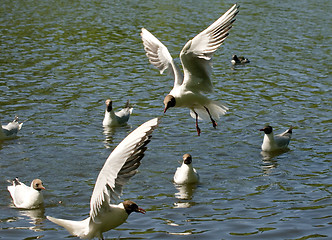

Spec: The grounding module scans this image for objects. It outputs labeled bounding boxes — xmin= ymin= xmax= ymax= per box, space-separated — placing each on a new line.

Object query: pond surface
xmin=0 ymin=0 xmax=331 ymax=239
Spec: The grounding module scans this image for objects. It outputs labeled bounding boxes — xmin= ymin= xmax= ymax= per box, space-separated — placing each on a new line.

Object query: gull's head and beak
xmin=163 ymin=95 xmax=176 ymax=113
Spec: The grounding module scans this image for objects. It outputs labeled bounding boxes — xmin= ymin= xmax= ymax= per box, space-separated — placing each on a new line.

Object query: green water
xmin=0 ymin=0 xmax=331 ymax=239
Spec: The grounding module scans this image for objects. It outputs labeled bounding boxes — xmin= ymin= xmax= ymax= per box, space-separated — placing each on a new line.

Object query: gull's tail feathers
xmin=13 ymin=116 xmax=24 ymax=130
xmin=47 ymin=216 xmax=89 ymax=238
xmin=124 ymin=100 xmax=133 ymax=114
xmin=190 ymin=101 xmax=228 ymax=121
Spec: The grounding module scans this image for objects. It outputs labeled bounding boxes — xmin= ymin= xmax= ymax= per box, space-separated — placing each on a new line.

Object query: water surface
xmin=0 ymin=0 xmax=331 ymax=239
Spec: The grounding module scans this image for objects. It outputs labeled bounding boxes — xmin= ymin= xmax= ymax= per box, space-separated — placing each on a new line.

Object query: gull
xmin=47 ymin=117 xmax=160 ymax=240
xmin=174 ymin=154 xmax=199 ymax=185
xmin=141 ymin=4 xmax=239 ymax=135
xmin=260 ymin=125 xmax=293 ymax=152
xmin=7 ymin=178 xmax=45 ymax=209
xmin=231 ymin=54 xmax=250 ymax=65
xmin=102 ymin=99 xmax=133 ymax=127
xmin=0 ymin=116 xmax=23 ymax=140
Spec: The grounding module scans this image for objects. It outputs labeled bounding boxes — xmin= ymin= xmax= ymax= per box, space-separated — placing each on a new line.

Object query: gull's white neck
xmin=262 ymin=132 xmax=276 ymax=151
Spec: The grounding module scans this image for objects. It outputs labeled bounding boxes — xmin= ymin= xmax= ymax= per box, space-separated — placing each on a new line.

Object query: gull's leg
xmin=204 ymin=106 xmax=217 ymax=128
xmin=193 ymin=110 xmax=201 ymax=136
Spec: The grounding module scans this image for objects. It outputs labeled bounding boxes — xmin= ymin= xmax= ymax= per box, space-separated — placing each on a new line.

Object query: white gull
xmin=141 ymin=4 xmax=239 ymax=135
xmin=174 ymin=154 xmax=199 ymax=185
xmin=47 ymin=117 xmax=160 ymax=239
xmin=1 ymin=116 xmax=23 ymax=140
xmin=260 ymin=125 xmax=293 ymax=152
xmin=102 ymin=99 xmax=133 ymax=127
xmin=7 ymin=178 xmax=45 ymax=209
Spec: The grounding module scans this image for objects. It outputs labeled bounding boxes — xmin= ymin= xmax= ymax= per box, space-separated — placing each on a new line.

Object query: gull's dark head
xmin=183 ymin=153 xmax=192 ymax=165
xmin=123 ymin=200 xmax=146 ymax=215
xmin=105 ymin=99 xmax=113 ymax=112
xmin=259 ymin=125 xmax=273 ymax=134
xmin=232 ymin=54 xmax=239 ymax=61
xmin=163 ymin=95 xmax=176 ymax=113
xmin=32 ymin=179 xmax=45 ymax=191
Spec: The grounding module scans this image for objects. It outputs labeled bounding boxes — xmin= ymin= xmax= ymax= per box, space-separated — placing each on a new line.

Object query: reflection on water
xmin=103 ymin=126 xmax=116 ymax=148
xmin=173 ymin=183 xmax=198 ymax=208
xmin=19 ymin=208 xmax=45 ymax=232
xmin=174 ymin=183 xmax=197 ymax=200
xmin=102 ymin=124 xmax=132 ymax=148
xmin=260 ymin=149 xmax=289 ymax=161
xmin=261 ymin=158 xmax=279 ymax=176
xmin=260 ymin=150 xmax=289 ymax=175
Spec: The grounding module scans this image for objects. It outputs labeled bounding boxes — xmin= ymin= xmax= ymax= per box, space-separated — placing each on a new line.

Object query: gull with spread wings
xmin=47 ymin=118 xmax=160 ymax=239
xmin=141 ymin=4 xmax=239 ymax=135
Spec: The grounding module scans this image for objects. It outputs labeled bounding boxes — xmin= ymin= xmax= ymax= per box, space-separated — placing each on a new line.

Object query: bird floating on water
xmin=141 ymin=4 xmax=239 ymax=135
xmin=102 ymin=99 xmax=133 ymax=127
xmin=7 ymin=178 xmax=45 ymax=209
xmin=47 ymin=117 xmax=160 ymax=240
xmin=174 ymin=154 xmax=199 ymax=185
xmin=0 ymin=116 xmax=23 ymax=140
xmin=260 ymin=125 xmax=293 ymax=152
xmin=231 ymin=54 xmax=250 ymax=65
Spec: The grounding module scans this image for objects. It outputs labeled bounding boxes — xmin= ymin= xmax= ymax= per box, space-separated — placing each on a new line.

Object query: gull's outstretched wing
xmin=141 ymin=28 xmax=183 ymax=87
xmin=180 ymin=4 xmax=239 ymax=93
xmin=89 ymin=117 xmax=160 ymax=221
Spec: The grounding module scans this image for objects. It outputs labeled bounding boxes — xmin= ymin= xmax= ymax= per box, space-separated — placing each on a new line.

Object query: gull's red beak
xmin=137 ymin=207 xmax=146 ymax=214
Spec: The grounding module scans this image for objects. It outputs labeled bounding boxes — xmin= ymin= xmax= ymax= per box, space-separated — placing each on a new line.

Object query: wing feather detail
xmin=141 ymin=28 xmax=183 ymax=87
xmin=89 ymin=118 xmax=160 ymax=221
xmin=180 ymin=4 xmax=239 ymax=93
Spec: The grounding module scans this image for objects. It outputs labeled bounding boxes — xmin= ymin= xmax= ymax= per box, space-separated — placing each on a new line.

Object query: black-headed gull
xmin=231 ymin=54 xmax=250 ymax=65
xmin=141 ymin=4 xmax=239 ymax=135
xmin=102 ymin=99 xmax=133 ymax=127
xmin=47 ymin=117 xmax=160 ymax=239
xmin=7 ymin=178 xmax=45 ymax=209
xmin=260 ymin=125 xmax=293 ymax=152
xmin=0 ymin=116 xmax=23 ymax=140
xmin=174 ymin=154 xmax=199 ymax=185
